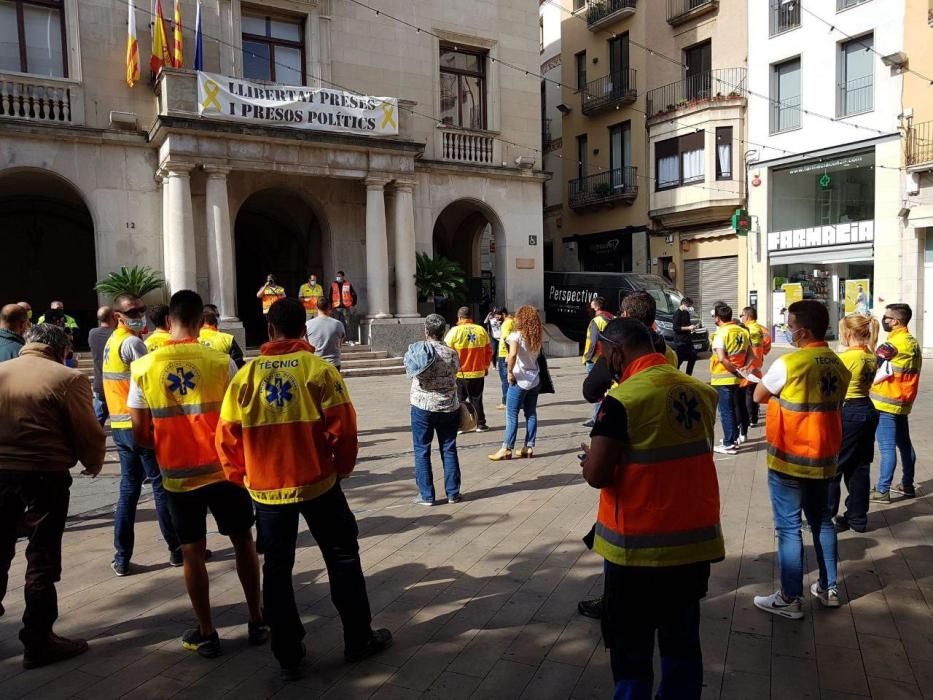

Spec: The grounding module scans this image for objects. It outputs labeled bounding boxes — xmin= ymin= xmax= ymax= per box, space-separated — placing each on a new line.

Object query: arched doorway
xmin=234 ymin=189 xmax=324 ymax=346
xmin=0 ymin=168 xmax=97 ymax=349
xmin=432 ymin=200 xmax=505 ymax=321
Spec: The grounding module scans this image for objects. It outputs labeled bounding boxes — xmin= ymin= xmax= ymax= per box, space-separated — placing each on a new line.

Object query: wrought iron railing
xmin=645 ymin=67 xmax=746 ymax=118
xmin=667 ymin=0 xmax=717 ymax=24
xmin=770 ymin=95 xmax=801 ymax=134
xmin=586 ymin=0 xmax=637 ymax=28
xmin=769 ymin=0 xmax=800 ymax=36
xmin=581 ymin=69 xmax=637 ymax=115
xmin=838 ymin=75 xmax=873 ymax=117
xmin=569 ymin=167 xmax=638 ymax=209
xmin=906 ymin=121 xmax=933 ymax=167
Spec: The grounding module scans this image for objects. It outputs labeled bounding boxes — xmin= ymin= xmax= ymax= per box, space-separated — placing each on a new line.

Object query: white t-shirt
xmin=760 ymin=356 xmax=788 ymax=396
xmin=507 ymin=331 xmax=540 ymax=390
xmin=127 ymin=358 xmax=238 ymax=409
xmin=711 ymin=333 xmax=726 ymax=351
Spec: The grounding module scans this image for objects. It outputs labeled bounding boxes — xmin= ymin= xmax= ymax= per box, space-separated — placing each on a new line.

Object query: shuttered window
xmin=683 ymin=256 xmax=738 ymax=319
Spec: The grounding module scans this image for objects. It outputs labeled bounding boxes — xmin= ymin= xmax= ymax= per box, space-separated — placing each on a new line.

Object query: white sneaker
xmin=753 ymin=590 xmax=804 ymax=620
xmin=736 ymin=433 xmax=747 ymax=445
xmin=714 ymin=444 xmax=738 ymax=455
xmin=810 ymin=582 xmax=841 ymax=608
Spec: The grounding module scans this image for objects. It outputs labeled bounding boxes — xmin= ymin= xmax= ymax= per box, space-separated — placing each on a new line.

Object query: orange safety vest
xmin=710 ymin=322 xmax=750 ymax=386
xmin=740 ymin=320 xmax=769 ymax=387
xmin=593 ymin=354 xmax=725 ymax=568
xmin=216 ymin=339 xmax=358 ymax=504
xmin=766 ymin=342 xmax=850 ymax=480
xmin=299 ymin=282 xmax=324 ymax=313
xmin=331 ymin=281 xmax=354 ymax=309
xmin=102 ymin=325 xmax=138 ymax=429
xmin=261 ymin=285 xmax=286 ymax=314
xmin=130 ymin=339 xmax=230 ymax=492
xmin=444 ymin=321 xmax=493 ymax=379
xmin=870 ymin=327 xmax=922 ymax=415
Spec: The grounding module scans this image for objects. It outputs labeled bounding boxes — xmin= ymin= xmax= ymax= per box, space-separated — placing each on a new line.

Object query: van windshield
xmin=644 ymin=288 xmax=683 ymax=315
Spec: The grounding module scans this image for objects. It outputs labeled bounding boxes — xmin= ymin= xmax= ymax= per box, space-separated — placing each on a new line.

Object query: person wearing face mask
xmin=580 ymin=317 xmax=723 ymax=699
xmin=709 ymin=304 xmax=750 ymax=455
xmin=256 ymin=274 xmax=286 ymax=317
xmin=869 ymin=303 xmax=922 ymax=502
xmin=103 ymin=294 xmax=181 ymax=576
xmin=330 ymin=270 xmax=358 ymax=337
xmin=672 ymin=297 xmax=698 ymax=375
xmin=298 ymin=273 xmax=324 ymax=320
xmin=752 ymin=300 xmax=849 ymax=619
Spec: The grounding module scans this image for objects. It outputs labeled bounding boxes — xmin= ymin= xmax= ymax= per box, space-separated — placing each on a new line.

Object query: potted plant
xmin=594 ymin=181 xmax=612 ymax=196
xmin=95 ymin=265 xmax=165 ymax=299
xmin=414 ymin=253 xmax=466 ymax=314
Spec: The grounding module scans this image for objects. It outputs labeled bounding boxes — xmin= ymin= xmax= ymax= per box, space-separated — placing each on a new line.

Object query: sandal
xmin=488 ymin=448 xmax=512 ymax=461
xmin=519 ymin=447 xmax=534 ymax=459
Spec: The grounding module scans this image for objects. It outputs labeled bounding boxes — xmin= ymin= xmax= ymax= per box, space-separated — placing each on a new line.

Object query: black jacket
xmin=581 ymin=331 xmax=669 ymax=404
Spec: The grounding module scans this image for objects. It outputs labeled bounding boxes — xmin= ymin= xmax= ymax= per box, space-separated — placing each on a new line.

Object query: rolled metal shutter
xmin=684 ymin=256 xmax=738 ymax=317
xmin=684 ymin=259 xmax=702 ymax=313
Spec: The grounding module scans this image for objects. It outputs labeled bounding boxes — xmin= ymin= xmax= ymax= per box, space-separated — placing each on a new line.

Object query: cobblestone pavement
xmin=1 ymin=355 xmax=932 ymax=699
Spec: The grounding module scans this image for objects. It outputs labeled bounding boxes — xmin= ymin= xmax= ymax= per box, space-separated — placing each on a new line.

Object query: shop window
xmin=575 ymin=51 xmax=587 ymax=90
xmin=770 ymin=149 xmax=875 ymax=232
xmin=439 ymin=45 xmax=487 ymax=130
xmin=0 ymin=0 xmax=68 ymax=77
xmin=242 ymin=12 xmax=305 ymax=85
xmin=716 ymin=126 xmax=732 ymax=180
xmin=655 ymin=132 xmax=705 ymax=190
xmin=838 ymin=34 xmax=873 ymax=117
xmin=770 ymin=57 xmax=801 ymax=134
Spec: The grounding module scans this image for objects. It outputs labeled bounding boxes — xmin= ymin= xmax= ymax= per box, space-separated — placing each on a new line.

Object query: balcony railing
xmin=0 ymin=73 xmax=84 ymax=126
xmin=569 ymin=167 xmax=638 ymax=209
xmin=439 ymin=126 xmax=498 ymax=165
xmin=769 ymin=0 xmax=800 ymax=36
xmin=838 ymin=75 xmax=873 ymax=117
xmin=581 ymin=69 xmax=637 ymax=116
xmin=667 ymin=0 xmax=718 ymax=25
xmin=646 ymin=67 xmax=746 ymax=118
xmin=770 ymin=95 xmax=801 ymax=134
xmin=906 ymin=120 xmax=933 ymax=167
xmin=586 ymin=0 xmax=637 ymax=30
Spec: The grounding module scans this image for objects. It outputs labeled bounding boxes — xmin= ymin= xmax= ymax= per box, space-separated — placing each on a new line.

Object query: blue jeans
xmin=93 ymin=391 xmax=109 ymax=427
xmin=410 ymin=406 xmax=461 ymax=502
xmin=498 ymin=359 xmax=509 ymax=404
xmin=586 ymin=361 xmax=600 ymax=422
xmin=112 ymin=428 xmax=180 ymax=566
xmin=503 ymin=384 xmax=540 ymax=450
xmin=716 ymin=386 xmax=738 ymax=447
xmin=875 ymin=412 xmax=916 ymax=493
xmin=768 ymin=470 xmax=837 ymax=598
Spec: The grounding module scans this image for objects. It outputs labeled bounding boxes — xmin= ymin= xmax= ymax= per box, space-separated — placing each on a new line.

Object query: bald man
xmin=17 ymin=302 xmax=33 ymax=330
xmin=0 ymin=304 xmax=28 ymax=362
xmin=88 ymin=306 xmax=117 ymax=426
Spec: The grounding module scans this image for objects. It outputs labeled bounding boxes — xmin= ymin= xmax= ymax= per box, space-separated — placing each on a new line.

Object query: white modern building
xmin=540 ymin=0 xmax=564 ymax=272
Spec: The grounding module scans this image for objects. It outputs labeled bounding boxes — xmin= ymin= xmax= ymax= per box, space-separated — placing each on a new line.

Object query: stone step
xmin=341 ymin=365 xmax=407 ymax=378
xmin=340 ymin=357 xmax=403 ymax=369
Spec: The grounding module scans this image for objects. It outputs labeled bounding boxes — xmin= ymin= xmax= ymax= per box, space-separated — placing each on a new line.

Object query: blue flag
xmin=194 ymin=0 xmax=203 ymax=71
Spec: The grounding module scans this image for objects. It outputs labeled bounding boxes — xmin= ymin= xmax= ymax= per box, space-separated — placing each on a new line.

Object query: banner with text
xmin=196 ymin=72 xmax=399 ymax=136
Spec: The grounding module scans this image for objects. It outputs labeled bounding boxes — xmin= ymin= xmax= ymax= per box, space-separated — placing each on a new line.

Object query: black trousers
xmin=734 ymin=386 xmax=751 ymax=437
xmin=746 ymin=385 xmax=760 ymax=425
xmin=0 ymin=471 xmax=71 ymax=647
xmin=254 ymin=484 xmax=372 ymax=667
xmin=457 ymin=377 xmax=487 ymax=427
xmin=828 ymin=399 xmax=879 ymax=532
xmin=674 ymin=340 xmax=696 ymax=376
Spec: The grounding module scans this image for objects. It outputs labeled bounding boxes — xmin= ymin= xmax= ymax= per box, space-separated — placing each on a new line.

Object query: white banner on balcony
xmin=196 ymin=71 xmax=399 ymax=136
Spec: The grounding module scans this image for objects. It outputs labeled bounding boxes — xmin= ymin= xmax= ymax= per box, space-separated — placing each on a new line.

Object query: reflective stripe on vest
xmin=131 ymin=341 xmax=231 ymax=492
xmin=102 ymin=326 xmax=137 ymax=429
xmin=331 ymin=281 xmax=353 ymax=308
xmin=766 ymin=344 xmax=849 ymax=479
xmin=709 ymin=323 xmax=749 ymax=386
xmin=299 ymin=283 xmax=324 ymax=312
xmin=446 ymin=322 xmax=491 ymax=379
xmin=594 ymin=358 xmax=724 ymax=568
xmin=870 ymin=329 xmax=922 ymax=415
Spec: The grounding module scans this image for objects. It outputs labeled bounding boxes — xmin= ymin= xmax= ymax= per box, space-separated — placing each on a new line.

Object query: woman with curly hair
xmin=489 ymin=305 xmax=542 ymax=460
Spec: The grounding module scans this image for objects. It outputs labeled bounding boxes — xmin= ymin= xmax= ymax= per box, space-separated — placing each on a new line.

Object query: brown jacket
xmin=0 ymin=343 xmax=106 ymax=472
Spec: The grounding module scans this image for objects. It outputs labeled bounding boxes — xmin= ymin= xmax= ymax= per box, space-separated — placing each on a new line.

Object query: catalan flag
xmin=173 ymin=0 xmax=183 ymax=69
xmin=150 ymin=0 xmax=171 ymax=75
xmin=126 ymin=0 xmax=139 ymax=87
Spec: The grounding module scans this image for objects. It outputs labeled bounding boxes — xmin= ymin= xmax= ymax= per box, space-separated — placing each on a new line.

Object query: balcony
xmin=646 ymin=68 xmax=746 ymax=119
xmin=667 ymin=0 xmax=718 ymax=25
xmin=906 ymin=121 xmax=933 ymax=168
xmin=769 ymin=0 xmax=800 ymax=36
xmin=586 ymin=0 xmax=637 ymax=31
xmin=580 ymin=69 xmax=637 ymax=116
xmin=0 ymin=73 xmax=84 ymax=126
xmin=438 ymin=126 xmax=500 ymax=165
xmin=569 ymin=167 xmax=638 ymax=210
xmin=770 ymin=95 xmax=801 ymax=134
xmin=837 ymin=75 xmax=873 ymax=117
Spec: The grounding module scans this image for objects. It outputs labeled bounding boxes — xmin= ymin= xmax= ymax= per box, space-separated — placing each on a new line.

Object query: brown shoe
xmin=488 ymin=448 xmax=512 ymax=461
xmin=23 ymin=633 xmax=89 ymax=670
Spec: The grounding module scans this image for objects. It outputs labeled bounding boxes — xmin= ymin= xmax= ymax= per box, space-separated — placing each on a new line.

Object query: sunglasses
xmin=120 ymin=306 xmax=147 ymax=319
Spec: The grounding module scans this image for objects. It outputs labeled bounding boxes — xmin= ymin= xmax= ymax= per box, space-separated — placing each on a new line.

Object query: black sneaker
xmin=182 ymin=629 xmax=221 ymax=658
xmin=111 ymin=560 xmax=129 ymax=577
xmin=448 ymin=494 xmax=463 ymax=504
xmin=248 ymin=620 xmax=269 ymax=646
xmin=23 ymin=633 xmax=89 ymax=670
xmin=893 ymin=483 xmax=917 ymax=498
xmin=833 ymin=516 xmax=850 ymax=533
xmin=582 ymin=420 xmax=595 ymax=428
xmin=344 ymin=628 xmax=393 ymax=663
xmin=169 ymin=549 xmax=183 ymax=567
xmin=577 ymin=597 xmax=603 ymax=619
xmin=280 ymin=642 xmax=307 ymax=682
xmin=475 ymin=424 xmax=490 ymax=433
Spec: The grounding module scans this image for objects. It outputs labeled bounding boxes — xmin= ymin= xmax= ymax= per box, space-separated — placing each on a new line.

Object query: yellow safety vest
xmin=199 ymin=326 xmax=234 ymax=356
xmin=299 ymin=283 xmax=324 ymax=313
xmin=145 ymin=328 xmax=171 ymax=352
xmin=870 ymin=327 xmax=922 ymax=415
xmin=582 ymin=312 xmax=613 ymax=365
xmin=102 ymin=325 xmax=138 ymax=429
xmin=498 ymin=317 xmax=515 ymax=358
xmin=709 ymin=322 xmax=750 ymax=386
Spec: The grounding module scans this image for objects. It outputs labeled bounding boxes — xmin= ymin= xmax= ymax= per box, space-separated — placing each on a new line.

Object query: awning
xmin=770 ymin=243 xmax=873 ymax=266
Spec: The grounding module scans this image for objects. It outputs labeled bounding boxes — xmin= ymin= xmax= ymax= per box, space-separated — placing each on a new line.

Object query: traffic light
xmin=732 ymin=208 xmax=751 ymax=236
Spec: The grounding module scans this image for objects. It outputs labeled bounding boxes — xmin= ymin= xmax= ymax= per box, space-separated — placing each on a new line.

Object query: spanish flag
xmin=126 ymin=0 xmax=139 ymax=87
xmin=150 ymin=0 xmax=171 ymax=75
xmin=173 ymin=0 xmax=183 ymax=69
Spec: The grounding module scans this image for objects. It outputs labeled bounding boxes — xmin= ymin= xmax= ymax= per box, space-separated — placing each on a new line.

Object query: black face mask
xmin=882 ymin=318 xmax=894 ymax=333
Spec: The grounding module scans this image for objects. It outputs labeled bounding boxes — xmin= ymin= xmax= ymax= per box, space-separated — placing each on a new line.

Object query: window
xmin=655 ymin=132 xmax=705 ymax=190
xmin=539 ymin=17 xmax=544 ymax=53
xmin=684 ymin=41 xmax=712 ymax=100
xmin=439 ymin=45 xmax=487 ymax=130
xmin=609 ymin=122 xmax=632 ymax=189
xmin=837 ymin=0 xmax=871 ymax=10
xmin=575 ymin=51 xmax=587 ymax=90
xmin=769 ymin=0 xmax=800 ymax=36
xmin=242 ymin=13 xmax=305 ymax=85
xmin=577 ymin=134 xmax=588 ymax=180
xmin=838 ymin=35 xmax=873 ymax=117
xmin=608 ymin=34 xmax=629 ymax=78
xmin=573 ymin=0 xmax=587 ymax=12
xmin=716 ymin=127 xmax=732 ymax=180
xmin=771 ymin=58 xmax=801 ymax=133
xmin=0 ymin=0 xmax=67 ymax=77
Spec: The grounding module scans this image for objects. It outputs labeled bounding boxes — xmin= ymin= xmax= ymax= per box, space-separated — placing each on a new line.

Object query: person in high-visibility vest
xmin=753 ymin=300 xmax=850 ymax=618
xmin=145 ymin=304 xmax=171 ymax=352
xmin=738 ymin=306 xmax=772 ymax=434
xmin=445 ymin=306 xmax=493 ymax=432
xmin=102 ymin=293 xmax=181 ymax=576
xmin=298 ymin=273 xmax=324 ymax=319
xmin=495 ymin=308 xmax=514 ymax=409
xmin=581 ymin=297 xmax=615 ymax=428
xmin=709 ymin=303 xmax=750 ymax=455
xmin=127 ymin=290 xmax=267 ymax=658
xmin=870 ymin=303 xmax=922 ymax=502
xmin=256 ymin=274 xmax=286 ymax=317
xmin=580 ymin=317 xmax=723 ymax=698
xmin=217 ymin=297 xmax=392 ymax=681
xmin=330 ymin=270 xmax=358 ymax=337
xmin=199 ymin=304 xmax=245 ymax=368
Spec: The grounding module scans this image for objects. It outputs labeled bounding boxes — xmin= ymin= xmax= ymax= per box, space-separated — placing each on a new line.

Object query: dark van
xmin=544 ymin=271 xmax=710 ymax=351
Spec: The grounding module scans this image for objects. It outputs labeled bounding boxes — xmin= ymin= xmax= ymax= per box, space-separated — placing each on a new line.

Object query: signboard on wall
xmin=196 ymin=72 xmax=399 ymax=136
xmin=767 ymin=221 xmax=874 ymax=253
xmin=844 ymin=279 xmax=871 ymax=315
xmin=782 ymin=283 xmax=803 ymax=307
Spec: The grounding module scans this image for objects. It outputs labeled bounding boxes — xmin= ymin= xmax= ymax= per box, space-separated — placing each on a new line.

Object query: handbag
xmin=458 ymin=400 xmax=478 ymax=432
xmin=537 ymin=351 xmax=556 ymax=395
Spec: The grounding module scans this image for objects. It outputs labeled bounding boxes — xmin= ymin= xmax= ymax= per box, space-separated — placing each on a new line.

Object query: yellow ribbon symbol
xmin=201 ymin=80 xmax=221 ymax=112
xmin=380 ymin=101 xmax=397 ymax=130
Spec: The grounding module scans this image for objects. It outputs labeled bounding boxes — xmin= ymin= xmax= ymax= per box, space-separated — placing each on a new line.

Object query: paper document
xmin=737 ymin=369 xmax=761 ymax=383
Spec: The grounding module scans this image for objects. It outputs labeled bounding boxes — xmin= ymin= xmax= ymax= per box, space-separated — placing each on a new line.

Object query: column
xmin=163 ymin=164 xmax=197 ymax=292
xmin=159 ymin=169 xmax=173 ymax=288
xmin=393 ymin=180 xmax=419 ymax=317
xmin=204 ymin=166 xmax=237 ymax=320
xmin=365 ymin=177 xmax=392 ymax=318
